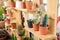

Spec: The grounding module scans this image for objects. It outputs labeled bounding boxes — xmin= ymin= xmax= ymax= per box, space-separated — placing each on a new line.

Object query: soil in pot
xmin=39 ymin=25 xmax=48 ymax=35
xmin=27 ymin=20 xmax=33 ymax=28
xmin=25 ymin=2 xmax=33 ymax=9
xmin=32 ymin=23 xmax=39 ymax=31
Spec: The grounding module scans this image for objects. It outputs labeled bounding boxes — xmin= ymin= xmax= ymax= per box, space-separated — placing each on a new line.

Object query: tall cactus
xmin=42 ymin=14 xmax=48 ymax=27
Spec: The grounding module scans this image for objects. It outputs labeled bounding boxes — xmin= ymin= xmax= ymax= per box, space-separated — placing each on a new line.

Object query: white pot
xmin=16 ymin=1 xmax=22 ymax=9
xmin=4 ymin=1 xmax=8 ymax=7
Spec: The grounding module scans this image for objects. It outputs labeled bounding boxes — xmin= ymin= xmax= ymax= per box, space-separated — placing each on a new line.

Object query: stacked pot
xmin=4 ymin=0 xmax=33 ymax=9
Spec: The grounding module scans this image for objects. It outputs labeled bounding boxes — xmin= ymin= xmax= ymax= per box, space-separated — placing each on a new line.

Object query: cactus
xmin=11 ymin=0 xmax=14 ymax=2
xmin=42 ymin=14 xmax=48 ymax=27
xmin=19 ymin=0 xmax=22 ymax=1
xmin=17 ymin=25 xmax=23 ymax=32
xmin=12 ymin=34 xmax=17 ymax=40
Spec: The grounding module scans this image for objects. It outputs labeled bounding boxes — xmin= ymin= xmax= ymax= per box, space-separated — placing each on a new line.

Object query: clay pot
xmin=21 ymin=2 xmax=26 ymax=9
xmin=39 ymin=25 xmax=48 ymax=35
xmin=11 ymin=23 xmax=16 ymax=29
xmin=8 ymin=2 xmax=15 ymax=7
xmin=25 ymin=2 xmax=33 ymax=9
xmin=5 ymin=19 xmax=10 ymax=24
xmin=18 ymin=36 xmax=22 ymax=40
xmin=32 ymin=23 xmax=39 ymax=31
xmin=3 ymin=10 xmax=7 ymax=15
xmin=0 ymin=21 xmax=5 ymax=27
xmin=7 ymin=11 xmax=13 ymax=18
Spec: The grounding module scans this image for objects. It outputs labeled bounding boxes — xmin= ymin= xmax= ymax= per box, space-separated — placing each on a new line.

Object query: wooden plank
xmin=47 ymin=0 xmax=58 ymax=35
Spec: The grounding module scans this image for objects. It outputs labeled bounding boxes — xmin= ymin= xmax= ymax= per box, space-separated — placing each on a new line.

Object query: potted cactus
xmin=39 ymin=14 xmax=48 ymax=35
xmin=8 ymin=0 xmax=15 ymax=7
xmin=2 ymin=7 xmax=7 ymax=15
xmin=17 ymin=25 xmax=25 ymax=40
xmin=32 ymin=18 xmax=39 ymax=31
xmin=12 ymin=34 xmax=17 ymax=40
xmin=25 ymin=0 xmax=33 ymax=9
xmin=27 ymin=19 xmax=33 ymax=28
xmin=0 ymin=7 xmax=5 ymax=27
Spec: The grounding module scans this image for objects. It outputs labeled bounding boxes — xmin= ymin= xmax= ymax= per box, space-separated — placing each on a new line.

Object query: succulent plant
xmin=42 ymin=14 xmax=48 ymax=27
xmin=33 ymin=18 xmax=39 ymax=24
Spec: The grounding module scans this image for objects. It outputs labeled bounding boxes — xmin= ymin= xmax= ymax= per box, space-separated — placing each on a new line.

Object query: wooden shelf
xmin=24 ymin=27 xmax=57 ymax=39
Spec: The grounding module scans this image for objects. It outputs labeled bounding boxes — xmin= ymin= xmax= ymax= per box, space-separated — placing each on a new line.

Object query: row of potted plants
xmin=11 ymin=24 xmax=34 ymax=40
xmin=27 ymin=14 xmax=48 ymax=35
xmin=4 ymin=0 xmax=33 ymax=9
xmin=27 ymin=5 xmax=48 ymax=35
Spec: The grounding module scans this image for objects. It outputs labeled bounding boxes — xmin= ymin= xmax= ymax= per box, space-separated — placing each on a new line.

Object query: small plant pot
xmin=16 ymin=1 xmax=22 ymax=9
xmin=11 ymin=23 xmax=16 ymax=29
xmin=8 ymin=2 xmax=15 ymax=7
xmin=39 ymin=25 xmax=48 ymax=35
xmin=3 ymin=10 xmax=7 ymax=15
xmin=18 ymin=36 xmax=22 ymax=40
xmin=4 ymin=1 xmax=8 ymax=7
xmin=7 ymin=11 xmax=13 ymax=18
xmin=32 ymin=23 xmax=39 ymax=31
xmin=5 ymin=19 xmax=10 ymax=24
xmin=25 ymin=2 xmax=33 ymax=9
xmin=21 ymin=2 xmax=26 ymax=9
xmin=0 ymin=21 xmax=5 ymax=27
xmin=27 ymin=20 xmax=33 ymax=28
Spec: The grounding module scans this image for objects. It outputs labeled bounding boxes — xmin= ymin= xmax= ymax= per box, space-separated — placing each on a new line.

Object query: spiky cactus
xmin=42 ymin=14 xmax=48 ymax=27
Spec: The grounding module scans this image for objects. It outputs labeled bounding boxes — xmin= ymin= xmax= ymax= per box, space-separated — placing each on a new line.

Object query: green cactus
xmin=42 ymin=14 xmax=48 ymax=27
xmin=11 ymin=0 xmax=14 ymax=2
xmin=19 ymin=0 xmax=22 ymax=1
xmin=17 ymin=25 xmax=23 ymax=32
xmin=12 ymin=34 xmax=17 ymax=40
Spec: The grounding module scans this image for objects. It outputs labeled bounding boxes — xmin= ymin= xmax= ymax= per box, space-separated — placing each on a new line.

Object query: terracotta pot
xmin=32 ymin=23 xmax=39 ymax=31
xmin=11 ymin=23 xmax=16 ymax=29
xmin=8 ymin=2 xmax=15 ymax=7
xmin=7 ymin=11 xmax=13 ymax=18
xmin=18 ymin=36 xmax=22 ymax=40
xmin=3 ymin=10 xmax=7 ymax=15
xmin=5 ymin=19 xmax=10 ymax=24
xmin=39 ymin=25 xmax=48 ymax=35
xmin=21 ymin=2 xmax=26 ymax=9
xmin=0 ymin=21 xmax=5 ymax=27
xmin=25 ymin=2 xmax=33 ymax=9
